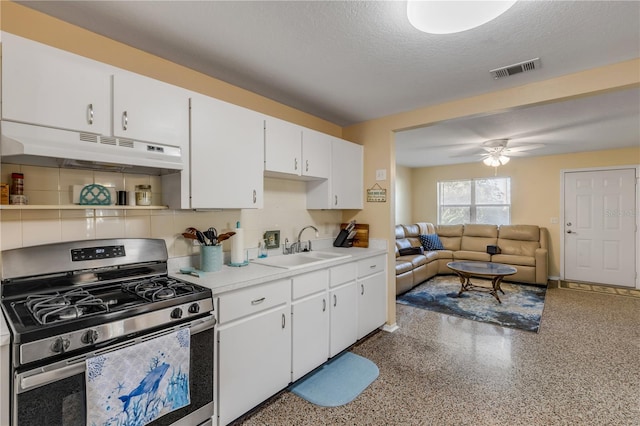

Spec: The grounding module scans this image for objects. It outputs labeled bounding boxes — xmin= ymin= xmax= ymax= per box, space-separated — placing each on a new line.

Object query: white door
xmin=564 ymin=168 xmax=637 ymax=287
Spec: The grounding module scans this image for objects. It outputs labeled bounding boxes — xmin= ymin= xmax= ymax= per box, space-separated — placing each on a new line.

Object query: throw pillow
xmin=419 ymin=234 xmax=445 ymax=251
xmin=398 ymin=246 xmax=424 ymax=256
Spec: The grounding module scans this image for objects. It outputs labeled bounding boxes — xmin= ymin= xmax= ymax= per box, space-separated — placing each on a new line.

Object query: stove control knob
xmin=188 ymin=303 xmax=200 ymax=314
xmin=82 ymin=329 xmax=99 ymax=345
xmin=171 ymin=307 xmax=183 ymax=319
xmin=51 ymin=337 xmax=71 ymax=354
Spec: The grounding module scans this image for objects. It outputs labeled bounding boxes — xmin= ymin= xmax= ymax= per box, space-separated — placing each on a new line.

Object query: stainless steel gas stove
xmin=1 ymin=238 xmax=215 ymax=426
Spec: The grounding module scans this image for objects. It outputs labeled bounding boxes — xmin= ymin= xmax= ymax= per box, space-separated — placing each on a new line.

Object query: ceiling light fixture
xmin=407 ymin=1 xmax=518 ymax=34
xmin=482 ymin=153 xmax=510 ymax=167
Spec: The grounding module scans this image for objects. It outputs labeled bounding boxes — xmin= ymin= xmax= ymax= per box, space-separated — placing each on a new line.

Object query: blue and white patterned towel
xmin=86 ymin=328 xmax=190 ymax=426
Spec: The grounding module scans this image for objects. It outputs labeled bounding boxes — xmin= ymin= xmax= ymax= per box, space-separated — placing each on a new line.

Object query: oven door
xmin=12 ymin=314 xmax=215 ymax=426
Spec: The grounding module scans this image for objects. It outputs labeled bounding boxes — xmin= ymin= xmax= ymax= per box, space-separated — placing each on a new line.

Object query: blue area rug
xmin=288 ymin=352 xmax=379 ymax=407
xmin=397 ymin=275 xmax=547 ymax=332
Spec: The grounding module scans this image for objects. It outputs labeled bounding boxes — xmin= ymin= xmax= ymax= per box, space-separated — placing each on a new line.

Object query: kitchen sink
xmin=251 ymin=251 xmax=351 ymax=269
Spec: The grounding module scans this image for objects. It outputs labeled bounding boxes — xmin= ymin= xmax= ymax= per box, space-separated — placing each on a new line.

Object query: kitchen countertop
xmin=169 ymin=239 xmax=388 ymax=296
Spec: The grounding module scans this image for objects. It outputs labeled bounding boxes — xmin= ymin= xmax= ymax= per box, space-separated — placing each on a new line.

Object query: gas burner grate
xmin=121 ymin=276 xmax=199 ymax=302
xmin=26 ymin=288 xmax=109 ymax=325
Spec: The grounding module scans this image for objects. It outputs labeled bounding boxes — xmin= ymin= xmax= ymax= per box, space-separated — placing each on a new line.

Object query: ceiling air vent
xmin=490 ymin=58 xmax=541 ymax=79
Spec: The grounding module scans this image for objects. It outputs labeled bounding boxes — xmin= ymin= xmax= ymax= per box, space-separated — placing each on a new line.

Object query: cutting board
xmin=340 ymin=223 xmax=369 ymax=248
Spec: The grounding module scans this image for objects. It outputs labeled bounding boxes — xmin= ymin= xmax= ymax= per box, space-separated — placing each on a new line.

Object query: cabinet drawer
xmin=329 ymin=262 xmax=356 ymax=288
xmin=292 ymin=269 xmax=328 ymax=300
xmin=218 ymin=279 xmax=289 ymax=324
xmin=357 ymin=255 xmax=386 ymax=278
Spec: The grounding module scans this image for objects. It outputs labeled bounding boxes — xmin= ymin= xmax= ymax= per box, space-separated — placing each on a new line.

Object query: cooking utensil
xmin=204 ymin=230 xmax=217 ymax=245
xmin=208 ymin=227 xmax=217 ymax=240
xmin=182 ymin=232 xmax=198 ymax=240
xmin=195 ymin=230 xmax=207 ymax=245
xmin=216 ymin=233 xmax=231 ymax=243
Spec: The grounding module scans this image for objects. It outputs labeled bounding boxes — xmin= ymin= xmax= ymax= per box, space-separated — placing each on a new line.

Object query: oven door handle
xmin=19 ymin=363 xmax=85 ymax=392
xmin=17 ymin=314 xmax=216 ymax=393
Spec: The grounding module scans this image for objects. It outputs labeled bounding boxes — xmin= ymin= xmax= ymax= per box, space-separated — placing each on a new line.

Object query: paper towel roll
xmin=230 ymin=224 xmax=245 ymax=265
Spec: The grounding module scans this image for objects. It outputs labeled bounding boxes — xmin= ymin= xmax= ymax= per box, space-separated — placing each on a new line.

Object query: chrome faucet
xmin=288 ymin=225 xmax=319 ymax=254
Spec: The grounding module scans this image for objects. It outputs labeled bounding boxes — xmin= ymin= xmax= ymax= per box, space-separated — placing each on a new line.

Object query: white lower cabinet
xmin=217 ymin=280 xmax=291 ymax=426
xmin=357 ymin=255 xmax=387 ymax=339
xmin=292 ymin=293 xmax=329 ymax=381
xmin=328 ymin=281 xmax=358 ymax=358
xmin=216 ymin=254 xmax=386 ymax=425
xmin=291 ymin=270 xmax=329 ymax=381
xmin=357 ymin=272 xmax=387 ymax=339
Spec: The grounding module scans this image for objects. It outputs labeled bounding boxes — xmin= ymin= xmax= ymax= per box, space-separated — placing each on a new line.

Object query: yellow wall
xmin=395 ymin=165 xmax=412 ymax=225
xmin=411 ymin=147 xmax=640 ymax=277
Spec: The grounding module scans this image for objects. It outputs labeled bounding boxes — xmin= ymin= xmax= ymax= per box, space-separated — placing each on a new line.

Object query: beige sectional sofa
xmin=395 ymin=222 xmax=548 ymax=295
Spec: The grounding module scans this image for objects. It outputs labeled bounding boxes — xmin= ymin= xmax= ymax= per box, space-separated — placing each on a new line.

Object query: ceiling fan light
xmin=407 ymin=1 xmax=518 ymax=34
xmin=499 ymin=155 xmax=510 ymax=165
xmin=483 ymin=157 xmax=494 ymax=166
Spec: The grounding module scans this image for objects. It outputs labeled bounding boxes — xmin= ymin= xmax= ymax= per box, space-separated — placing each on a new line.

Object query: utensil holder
xmin=200 ymin=245 xmax=223 ymax=272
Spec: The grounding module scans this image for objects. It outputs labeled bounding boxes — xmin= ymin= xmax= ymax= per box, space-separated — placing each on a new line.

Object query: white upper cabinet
xmin=307 ymin=137 xmax=364 ymax=209
xmin=264 ymin=116 xmax=302 ymax=176
xmin=332 ymin=138 xmax=363 ymax=209
xmin=301 ymin=128 xmax=331 ymax=179
xmin=163 ymin=94 xmax=264 ymax=209
xmin=1 ymin=32 xmax=111 ymax=135
xmin=112 ymin=71 xmax=189 ymax=147
xmin=264 ymin=117 xmax=331 ymax=180
xmin=191 ymin=94 xmax=264 ymax=209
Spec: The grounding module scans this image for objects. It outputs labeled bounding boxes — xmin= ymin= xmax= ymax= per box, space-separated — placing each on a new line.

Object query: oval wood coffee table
xmin=447 ymin=261 xmax=517 ymax=303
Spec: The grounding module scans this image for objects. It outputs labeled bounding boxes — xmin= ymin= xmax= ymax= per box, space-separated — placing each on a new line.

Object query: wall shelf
xmin=0 ymin=205 xmax=168 ymax=210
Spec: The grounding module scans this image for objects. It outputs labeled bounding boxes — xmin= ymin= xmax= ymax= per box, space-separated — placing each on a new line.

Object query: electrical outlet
xmin=264 ymin=230 xmax=280 ymax=249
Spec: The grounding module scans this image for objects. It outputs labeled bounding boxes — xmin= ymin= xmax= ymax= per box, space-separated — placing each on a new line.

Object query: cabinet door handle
xmin=251 ymin=297 xmax=265 ymax=305
xmin=370 ymin=265 xmax=377 ymax=269
xmin=122 ymin=111 xmax=128 ymax=131
xmin=294 ymin=157 xmax=298 ymax=171
xmin=334 ymin=195 xmax=338 ymax=206
xmin=361 ymin=284 xmax=364 ymax=295
xmin=305 ymin=160 xmax=309 ymax=172
xmin=87 ymin=104 xmax=94 ymax=125
xmin=333 ymin=294 xmax=337 ymax=307
xmin=282 ymin=313 xmax=286 ymax=329
xmin=322 ymin=298 xmax=326 ymax=312
xmin=252 ymin=190 xmax=257 ymax=204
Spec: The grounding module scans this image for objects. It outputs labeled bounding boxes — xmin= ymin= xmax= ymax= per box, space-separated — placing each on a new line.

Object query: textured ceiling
xmin=18 ymin=0 xmax=640 ymax=167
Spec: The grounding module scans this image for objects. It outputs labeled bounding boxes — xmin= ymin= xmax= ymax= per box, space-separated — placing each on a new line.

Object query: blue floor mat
xmin=288 ymin=352 xmax=379 ymax=407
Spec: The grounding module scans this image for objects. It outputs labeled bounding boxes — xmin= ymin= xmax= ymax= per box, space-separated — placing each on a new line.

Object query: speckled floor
xmin=231 ymin=288 xmax=640 ymax=425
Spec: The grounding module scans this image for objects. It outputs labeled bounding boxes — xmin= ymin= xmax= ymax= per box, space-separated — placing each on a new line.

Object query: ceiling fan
xmin=475 ymin=139 xmax=545 ymax=167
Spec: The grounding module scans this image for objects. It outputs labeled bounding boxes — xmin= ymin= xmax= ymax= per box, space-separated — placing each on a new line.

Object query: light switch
xmin=375 ymin=169 xmax=386 ymax=181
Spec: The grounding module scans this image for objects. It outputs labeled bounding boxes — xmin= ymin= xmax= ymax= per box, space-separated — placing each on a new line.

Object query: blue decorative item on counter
xmin=79 ymin=184 xmax=112 ymax=205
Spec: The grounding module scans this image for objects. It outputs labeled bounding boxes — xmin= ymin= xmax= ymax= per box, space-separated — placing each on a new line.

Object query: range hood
xmin=1 ymin=121 xmax=184 ymax=175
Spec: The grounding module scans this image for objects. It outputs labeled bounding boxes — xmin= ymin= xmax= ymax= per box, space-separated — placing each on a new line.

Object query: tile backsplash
xmin=0 ymin=164 xmax=343 ymax=259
